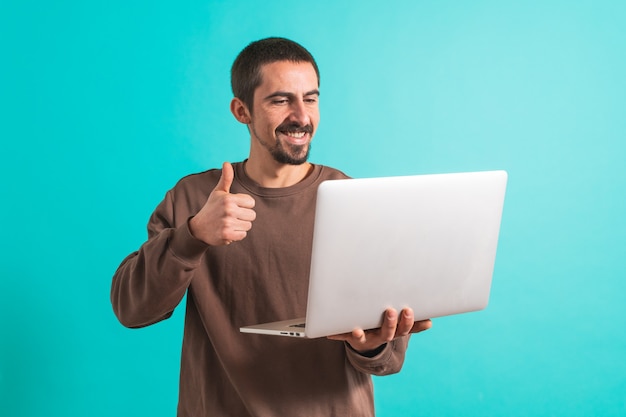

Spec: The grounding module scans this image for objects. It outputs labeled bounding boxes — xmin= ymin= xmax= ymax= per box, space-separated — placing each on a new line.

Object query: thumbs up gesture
xmin=189 ymin=162 xmax=256 ymax=246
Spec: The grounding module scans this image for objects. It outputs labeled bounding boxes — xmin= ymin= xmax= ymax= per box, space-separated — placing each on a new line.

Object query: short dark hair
xmin=231 ymin=37 xmax=320 ymax=113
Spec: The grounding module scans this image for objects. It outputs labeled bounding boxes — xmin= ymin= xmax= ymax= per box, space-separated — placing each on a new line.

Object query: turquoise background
xmin=1 ymin=1 xmax=625 ymax=416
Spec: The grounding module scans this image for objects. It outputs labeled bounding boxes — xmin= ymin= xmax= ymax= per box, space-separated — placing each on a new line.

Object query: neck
xmin=244 ymin=157 xmax=313 ymax=188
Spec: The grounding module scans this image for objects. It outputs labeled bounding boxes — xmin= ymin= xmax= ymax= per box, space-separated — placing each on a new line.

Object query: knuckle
xmin=219 ymin=217 xmax=232 ymax=229
xmin=222 ymin=202 xmax=237 ymax=217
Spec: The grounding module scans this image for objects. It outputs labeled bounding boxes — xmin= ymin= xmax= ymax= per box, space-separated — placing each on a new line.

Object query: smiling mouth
xmin=283 ymin=131 xmax=306 ymax=139
xmin=276 ymin=123 xmax=313 ymax=139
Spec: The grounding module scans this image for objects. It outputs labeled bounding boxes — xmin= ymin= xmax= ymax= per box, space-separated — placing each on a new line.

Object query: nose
xmin=289 ymin=99 xmax=311 ymax=126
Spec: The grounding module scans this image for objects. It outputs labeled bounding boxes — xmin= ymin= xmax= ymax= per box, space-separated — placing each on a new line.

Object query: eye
xmin=271 ymin=98 xmax=289 ymax=105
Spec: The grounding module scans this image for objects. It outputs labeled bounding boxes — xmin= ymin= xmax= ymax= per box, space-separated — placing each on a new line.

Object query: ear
xmin=230 ymin=98 xmax=252 ymax=124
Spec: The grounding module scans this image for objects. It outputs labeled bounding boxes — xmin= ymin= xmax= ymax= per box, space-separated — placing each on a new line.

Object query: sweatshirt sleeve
xmin=344 ymin=336 xmax=409 ymax=376
xmin=111 ymin=190 xmax=209 ymax=328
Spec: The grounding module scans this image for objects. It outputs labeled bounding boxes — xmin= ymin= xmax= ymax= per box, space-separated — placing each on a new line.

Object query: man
xmin=111 ymin=37 xmax=431 ymax=416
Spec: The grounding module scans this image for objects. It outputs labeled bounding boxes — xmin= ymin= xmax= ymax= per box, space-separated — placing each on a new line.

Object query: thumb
xmin=214 ymin=162 xmax=234 ymax=193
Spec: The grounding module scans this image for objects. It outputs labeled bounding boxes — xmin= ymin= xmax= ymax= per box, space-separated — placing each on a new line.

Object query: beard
xmin=269 ymin=139 xmax=311 ymax=165
xmin=251 ymin=122 xmax=313 ymax=165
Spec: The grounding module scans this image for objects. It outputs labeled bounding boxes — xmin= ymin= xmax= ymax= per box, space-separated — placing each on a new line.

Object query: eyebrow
xmin=263 ymin=89 xmax=320 ymax=100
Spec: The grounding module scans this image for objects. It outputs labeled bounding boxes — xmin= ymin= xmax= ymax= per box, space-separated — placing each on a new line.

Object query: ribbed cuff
xmin=167 ymin=217 xmax=210 ymax=265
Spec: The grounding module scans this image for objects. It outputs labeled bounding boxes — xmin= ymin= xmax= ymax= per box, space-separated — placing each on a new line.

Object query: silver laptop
xmin=240 ymin=170 xmax=508 ymax=338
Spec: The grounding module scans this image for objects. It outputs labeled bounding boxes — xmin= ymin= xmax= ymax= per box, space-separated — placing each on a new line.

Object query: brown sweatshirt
xmin=111 ymin=162 xmax=409 ymax=417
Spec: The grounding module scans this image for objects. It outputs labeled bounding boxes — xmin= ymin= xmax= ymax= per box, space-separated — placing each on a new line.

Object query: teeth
xmin=286 ymin=131 xmax=305 ymax=138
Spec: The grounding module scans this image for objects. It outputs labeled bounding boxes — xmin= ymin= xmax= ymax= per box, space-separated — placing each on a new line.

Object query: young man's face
xmin=247 ymin=60 xmax=320 ymax=165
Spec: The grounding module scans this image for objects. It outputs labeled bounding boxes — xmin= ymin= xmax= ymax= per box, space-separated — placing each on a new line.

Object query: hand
xmin=189 ymin=162 xmax=256 ymax=246
xmin=327 ymin=308 xmax=432 ymax=354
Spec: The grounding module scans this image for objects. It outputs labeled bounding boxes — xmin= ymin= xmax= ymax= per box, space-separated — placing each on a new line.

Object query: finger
xmin=226 ymin=229 xmax=249 ymax=243
xmin=327 ymin=332 xmax=351 ymax=341
xmin=232 ymin=217 xmax=254 ymax=233
xmin=328 ymin=328 xmax=366 ymax=343
xmin=410 ymin=319 xmax=433 ymax=334
xmin=395 ymin=308 xmax=415 ymax=337
xmin=352 ymin=328 xmax=367 ymax=344
xmin=214 ymin=162 xmax=234 ymax=193
xmin=223 ymin=198 xmax=256 ymax=223
xmin=238 ymin=207 xmax=256 ymax=222
xmin=229 ymin=193 xmax=256 ymax=210
xmin=380 ymin=309 xmax=399 ymax=342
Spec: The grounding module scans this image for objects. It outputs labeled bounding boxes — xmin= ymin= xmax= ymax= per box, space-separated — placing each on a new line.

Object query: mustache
xmin=275 ymin=122 xmax=314 ymax=134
